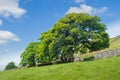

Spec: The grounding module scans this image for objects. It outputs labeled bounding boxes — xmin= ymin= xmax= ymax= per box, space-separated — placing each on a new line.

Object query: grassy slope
xmin=109 ymin=35 xmax=120 ymax=49
xmin=0 ymin=56 xmax=120 ymax=80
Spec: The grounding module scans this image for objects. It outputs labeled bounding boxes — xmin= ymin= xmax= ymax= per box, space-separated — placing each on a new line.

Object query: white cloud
xmin=66 ymin=4 xmax=108 ymax=15
xmin=75 ymin=0 xmax=86 ymax=3
xmin=0 ymin=30 xmax=20 ymax=45
xmin=0 ymin=19 xmax=2 ymax=26
xmin=93 ymin=7 xmax=108 ymax=15
xmin=0 ymin=0 xmax=26 ymax=18
xmin=106 ymin=20 xmax=120 ymax=38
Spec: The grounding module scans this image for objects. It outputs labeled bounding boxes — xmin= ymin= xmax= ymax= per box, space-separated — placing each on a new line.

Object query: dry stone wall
xmin=94 ymin=48 xmax=120 ymax=60
xmin=74 ymin=54 xmax=81 ymax=62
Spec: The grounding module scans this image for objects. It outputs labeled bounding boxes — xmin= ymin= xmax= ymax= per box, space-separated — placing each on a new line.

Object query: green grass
xmin=110 ymin=35 xmax=120 ymax=49
xmin=0 ymin=56 xmax=120 ymax=80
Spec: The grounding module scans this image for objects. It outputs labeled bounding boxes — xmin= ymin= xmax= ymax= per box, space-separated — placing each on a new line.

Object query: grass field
xmin=0 ymin=56 xmax=120 ymax=80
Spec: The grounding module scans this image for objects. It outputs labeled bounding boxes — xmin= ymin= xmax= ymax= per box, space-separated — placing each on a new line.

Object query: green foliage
xmin=4 ymin=62 xmax=17 ymax=70
xmin=80 ymin=35 xmax=120 ymax=60
xmin=20 ymin=13 xmax=109 ymax=66
xmin=1 ymin=56 xmax=120 ymax=80
xmin=97 ymin=35 xmax=120 ymax=52
xmin=20 ymin=42 xmax=41 ymax=67
xmin=79 ymin=46 xmax=88 ymax=54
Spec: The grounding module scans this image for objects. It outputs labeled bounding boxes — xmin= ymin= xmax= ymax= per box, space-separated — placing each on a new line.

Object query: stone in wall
xmin=74 ymin=54 xmax=81 ymax=62
xmin=94 ymin=48 xmax=120 ymax=60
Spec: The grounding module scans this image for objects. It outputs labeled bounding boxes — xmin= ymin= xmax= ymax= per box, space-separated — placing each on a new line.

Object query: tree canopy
xmin=20 ymin=13 xmax=109 ymax=67
xmin=20 ymin=42 xmax=40 ymax=67
xmin=4 ymin=62 xmax=17 ymax=70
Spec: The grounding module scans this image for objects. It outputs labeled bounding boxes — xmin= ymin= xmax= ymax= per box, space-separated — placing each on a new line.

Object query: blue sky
xmin=0 ymin=0 xmax=120 ymax=70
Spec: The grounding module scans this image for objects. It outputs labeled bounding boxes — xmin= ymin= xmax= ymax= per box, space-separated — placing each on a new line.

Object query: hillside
xmin=0 ymin=56 xmax=120 ymax=80
xmin=110 ymin=35 xmax=120 ymax=49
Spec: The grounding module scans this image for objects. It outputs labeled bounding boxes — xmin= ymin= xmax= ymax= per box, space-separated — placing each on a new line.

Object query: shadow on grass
xmin=83 ymin=56 xmax=95 ymax=61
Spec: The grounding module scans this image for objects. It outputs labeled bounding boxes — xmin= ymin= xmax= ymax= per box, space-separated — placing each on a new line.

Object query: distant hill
xmin=109 ymin=35 xmax=120 ymax=49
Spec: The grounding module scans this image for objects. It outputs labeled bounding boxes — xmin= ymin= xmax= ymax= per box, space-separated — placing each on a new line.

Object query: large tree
xmin=20 ymin=13 xmax=109 ymax=66
xmin=38 ymin=13 xmax=109 ymax=62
